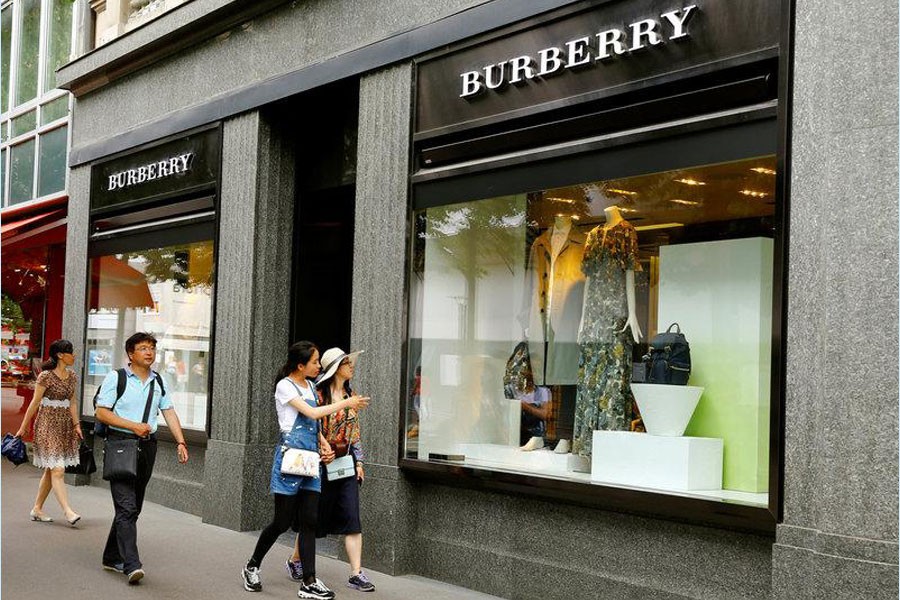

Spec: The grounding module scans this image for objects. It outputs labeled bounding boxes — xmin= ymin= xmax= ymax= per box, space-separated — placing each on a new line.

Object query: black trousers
xmin=102 ymin=436 xmax=157 ymax=573
xmin=250 ymin=491 xmax=319 ymax=582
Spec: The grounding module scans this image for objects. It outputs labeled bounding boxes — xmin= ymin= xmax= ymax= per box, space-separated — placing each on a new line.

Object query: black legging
xmin=249 ymin=491 xmax=319 ymax=583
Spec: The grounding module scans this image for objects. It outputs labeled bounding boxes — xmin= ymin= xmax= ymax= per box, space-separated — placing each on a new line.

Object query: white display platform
xmin=457 ymin=443 xmax=570 ymax=474
xmin=591 ymin=431 xmax=723 ymax=491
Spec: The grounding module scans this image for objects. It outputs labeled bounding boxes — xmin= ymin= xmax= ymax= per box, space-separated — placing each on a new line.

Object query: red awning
xmin=89 ymin=256 xmax=155 ymax=311
xmin=1 ymin=207 xmax=67 ymax=251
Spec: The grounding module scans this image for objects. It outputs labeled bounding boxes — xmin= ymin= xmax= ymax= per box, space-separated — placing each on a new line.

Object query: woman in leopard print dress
xmin=16 ymin=339 xmax=82 ymax=525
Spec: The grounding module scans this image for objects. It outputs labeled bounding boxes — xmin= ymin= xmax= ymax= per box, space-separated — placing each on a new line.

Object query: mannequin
xmin=519 ymin=214 xmax=586 ymax=387
xmin=570 ymin=204 xmax=641 ymax=472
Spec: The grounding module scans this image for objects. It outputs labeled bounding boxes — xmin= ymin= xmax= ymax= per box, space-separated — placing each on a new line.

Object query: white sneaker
xmin=519 ymin=436 xmax=544 ymax=451
xmin=553 ymin=439 xmax=570 ymax=454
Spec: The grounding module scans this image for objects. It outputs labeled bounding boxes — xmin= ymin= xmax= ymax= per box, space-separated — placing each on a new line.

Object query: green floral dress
xmin=572 ymin=220 xmax=640 ymax=458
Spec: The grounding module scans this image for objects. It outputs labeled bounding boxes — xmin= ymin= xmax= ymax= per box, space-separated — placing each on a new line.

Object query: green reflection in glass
xmin=44 ymin=1 xmax=73 ymax=92
xmin=1 ymin=148 xmax=7 ymax=204
xmin=9 ymin=139 xmax=36 ymax=204
xmin=1 ymin=6 xmax=12 ymax=112
xmin=41 ymin=95 xmax=68 ymax=124
xmin=38 ymin=125 xmax=67 ymax=196
xmin=15 ymin=0 xmax=42 ymax=105
xmin=12 ymin=110 xmax=37 ymax=137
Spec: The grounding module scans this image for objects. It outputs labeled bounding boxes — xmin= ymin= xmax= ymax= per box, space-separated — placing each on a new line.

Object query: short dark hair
xmin=125 ymin=332 xmax=158 ymax=354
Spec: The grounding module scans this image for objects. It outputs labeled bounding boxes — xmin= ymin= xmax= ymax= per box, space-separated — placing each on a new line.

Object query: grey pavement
xmin=1 ymin=459 xmax=500 ymax=600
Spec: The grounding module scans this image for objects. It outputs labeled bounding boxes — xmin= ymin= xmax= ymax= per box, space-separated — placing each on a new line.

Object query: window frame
xmin=400 ymin=106 xmax=787 ymax=536
xmin=82 ymin=216 xmax=218 ymax=446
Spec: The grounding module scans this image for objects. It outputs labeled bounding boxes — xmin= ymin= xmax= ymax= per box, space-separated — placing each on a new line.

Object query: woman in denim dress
xmin=241 ymin=341 xmax=369 ymax=600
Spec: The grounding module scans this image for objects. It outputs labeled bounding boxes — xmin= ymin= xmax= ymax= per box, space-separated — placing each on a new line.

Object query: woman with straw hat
xmin=285 ymin=347 xmax=375 ymax=593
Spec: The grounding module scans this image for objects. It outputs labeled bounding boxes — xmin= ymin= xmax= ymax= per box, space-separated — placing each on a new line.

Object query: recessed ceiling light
xmin=607 ymin=188 xmax=638 ymax=196
xmin=635 ymin=222 xmax=684 ymax=232
xmin=669 ymin=199 xmax=701 ymax=206
xmin=739 ymin=189 xmax=769 ymax=198
xmin=546 ymin=197 xmax=575 ymax=204
xmin=751 ymin=167 xmax=776 ymax=175
xmin=674 ymin=178 xmax=706 ymax=186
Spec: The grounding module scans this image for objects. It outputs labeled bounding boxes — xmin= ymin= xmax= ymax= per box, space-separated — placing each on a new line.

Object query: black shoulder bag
xmin=102 ymin=380 xmax=155 ymax=482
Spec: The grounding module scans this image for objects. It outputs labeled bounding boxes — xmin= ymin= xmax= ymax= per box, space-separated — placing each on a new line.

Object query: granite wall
xmin=771 ymin=0 xmax=899 ymax=598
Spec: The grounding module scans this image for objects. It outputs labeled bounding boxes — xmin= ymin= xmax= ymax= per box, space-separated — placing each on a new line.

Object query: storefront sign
xmin=415 ymin=0 xmax=780 ymax=137
xmin=106 ymin=153 xmax=194 ymax=192
xmin=459 ymin=6 xmax=697 ymax=99
xmin=91 ymin=127 xmax=220 ymax=212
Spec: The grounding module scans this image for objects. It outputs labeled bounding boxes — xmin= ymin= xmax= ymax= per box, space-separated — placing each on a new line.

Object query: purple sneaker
xmin=348 ymin=570 xmax=375 ymax=592
xmin=285 ymin=559 xmax=303 ymax=581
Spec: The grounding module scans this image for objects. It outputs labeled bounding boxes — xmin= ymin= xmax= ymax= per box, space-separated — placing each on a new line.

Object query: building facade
xmin=56 ymin=1 xmax=897 ymax=598
xmin=1 ymin=0 xmax=82 ymax=433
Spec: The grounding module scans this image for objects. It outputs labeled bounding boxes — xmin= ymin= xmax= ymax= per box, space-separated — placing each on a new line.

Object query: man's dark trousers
xmin=102 ymin=434 xmax=158 ymax=573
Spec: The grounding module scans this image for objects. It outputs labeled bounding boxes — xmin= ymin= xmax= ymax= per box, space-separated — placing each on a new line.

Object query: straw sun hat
xmin=316 ymin=347 xmax=364 ymax=384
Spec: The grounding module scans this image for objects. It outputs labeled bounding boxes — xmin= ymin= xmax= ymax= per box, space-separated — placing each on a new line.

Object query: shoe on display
xmin=298 ymin=578 xmax=336 ymax=600
xmin=519 ymin=436 xmax=544 ymax=452
xmin=348 ymin=570 xmax=376 ymax=592
xmin=285 ymin=558 xmax=304 ymax=581
xmin=102 ymin=562 xmax=125 ymax=574
xmin=553 ymin=439 xmax=570 ymax=454
xmin=242 ymin=564 xmax=262 ymax=592
xmin=126 ymin=569 xmax=145 ymax=585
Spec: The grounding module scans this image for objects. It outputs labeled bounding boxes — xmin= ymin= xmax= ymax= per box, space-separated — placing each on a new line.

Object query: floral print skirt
xmin=33 ymin=405 xmax=80 ymax=469
xmin=572 ymin=338 xmax=634 ymax=458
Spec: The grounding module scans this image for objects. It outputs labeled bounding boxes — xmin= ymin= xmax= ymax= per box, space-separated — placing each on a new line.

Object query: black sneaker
xmin=242 ymin=565 xmax=262 ymax=592
xmin=348 ymin=571 xmax=376 ymax=592
xmin=285 ymin=559 xmax=303 ymax=581
xmin=102 ymin=562 xmax=125 ymax=574
xmin=298 ymin=578 xmax=336 ymax=600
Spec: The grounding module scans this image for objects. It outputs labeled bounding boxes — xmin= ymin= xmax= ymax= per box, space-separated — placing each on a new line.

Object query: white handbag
xmin=280 ymin=447 xmax=321 ymax=478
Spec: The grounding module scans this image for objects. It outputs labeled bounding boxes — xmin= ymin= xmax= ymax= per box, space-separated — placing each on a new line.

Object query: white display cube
xmin=591 ymin=431 xmax=723 ymax=491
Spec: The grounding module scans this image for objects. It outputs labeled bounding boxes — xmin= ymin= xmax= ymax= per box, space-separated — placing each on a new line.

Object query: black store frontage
xmin=56 ymin=0 xmax=896 ymax=598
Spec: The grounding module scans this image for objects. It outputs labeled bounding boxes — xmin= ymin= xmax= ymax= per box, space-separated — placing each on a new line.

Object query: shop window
xmin=1 ymin=247 xmax=50 ymax=428
xmin=1 ymin=4 xmax=11 ymax=113
xmin=37 ymin=124 xmax=65 ymax=196
xmin=9 ymin=138 xmax=35 ymax=204
xmin=14 ymin=0 xmax=41 ymax=105
xmin=83 ymin=239 xmax=216 ymax=432
xmin=1 ymin=148 xmax=6 ymax=200
xmin=43 ymin=0 xmax=72 ymax=93
xmin=406 ymin=155 xmax=777 ymax=507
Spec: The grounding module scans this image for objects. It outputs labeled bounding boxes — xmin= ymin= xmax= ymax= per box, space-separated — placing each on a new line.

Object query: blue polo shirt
xmin=96 ymin=366 xmax=173 ymax=434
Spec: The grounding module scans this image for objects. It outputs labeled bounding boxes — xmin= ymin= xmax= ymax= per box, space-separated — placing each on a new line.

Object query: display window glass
xmin=82 ymin=239 xmax=215 ymax=432
xmin=405 ymin=155 xmax=778 ymax=507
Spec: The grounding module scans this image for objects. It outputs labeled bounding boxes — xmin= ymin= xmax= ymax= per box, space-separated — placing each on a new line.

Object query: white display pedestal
xmin=457 ymin=443 xmax=570 ymax=474
xmin=591 ymin=431 xmax=723 ymax=491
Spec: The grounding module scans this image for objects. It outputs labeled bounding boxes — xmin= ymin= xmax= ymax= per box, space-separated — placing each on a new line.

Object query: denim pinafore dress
xmin=269 ymin=378 xmax=321 ymax=495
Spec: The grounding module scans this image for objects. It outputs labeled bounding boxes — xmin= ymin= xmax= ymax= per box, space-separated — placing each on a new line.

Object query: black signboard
xmin=90 ymin=127 xmax=220 ymax=213
xmin=415 ymin=0 xmax=780 ymax=138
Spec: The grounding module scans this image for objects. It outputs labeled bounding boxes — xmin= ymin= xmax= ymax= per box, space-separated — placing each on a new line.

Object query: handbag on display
xmin=642 ymin=323 xmax=692 ymax=385
xmin=503 ymin=341 xmax=534 ymax=399
xmin=280 ymin=447 xmax=321 ymax=478
xmin=102 ymin=380 xmax=156 ymax=482
xmin=66 ymin=441 xmax=97 ymax=475
xmin=1 ymin=433 xmax=28 ymax=466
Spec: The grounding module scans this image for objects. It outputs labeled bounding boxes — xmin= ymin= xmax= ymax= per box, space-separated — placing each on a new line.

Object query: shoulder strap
xmin=152 ymin=371 xmax=166 ymax=396
xmin=107 ymin=368 xmax=128 ymax=411
xmin=140 ymin=380 xmax=156 ymax=425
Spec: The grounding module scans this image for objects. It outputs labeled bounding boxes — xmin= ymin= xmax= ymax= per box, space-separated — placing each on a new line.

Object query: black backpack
xmin=92 ymin=368 xmax=166 ymax=437
xmin=642 ymin=323 xmax=691 ymax=385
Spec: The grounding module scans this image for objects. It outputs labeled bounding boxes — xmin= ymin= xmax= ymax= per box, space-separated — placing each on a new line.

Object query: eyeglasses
xmin=133 ymin=345 xmax=156 ymax=353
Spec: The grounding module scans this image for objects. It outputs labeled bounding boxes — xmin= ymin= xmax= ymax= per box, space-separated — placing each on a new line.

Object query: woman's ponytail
xmin=42 ymin=339 xmax=74 ymax=371
xmin=273 ymin=341 xmax=318 ymax=390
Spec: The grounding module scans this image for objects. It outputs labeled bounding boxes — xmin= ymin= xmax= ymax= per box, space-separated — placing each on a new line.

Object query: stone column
xmin=772 ymin=1 xmax=899 ymax=598
xmin=350 ymin=63 xmax=417 ymax=575
xmin=202 ymin=111 xmax=296 ymax=530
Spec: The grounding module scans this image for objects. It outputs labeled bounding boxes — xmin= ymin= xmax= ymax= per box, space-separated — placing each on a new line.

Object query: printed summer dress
xmin=32 ymin=370 xmax=80 ymax=469
xmin=572 ymin=220 xmax=641 ymax=458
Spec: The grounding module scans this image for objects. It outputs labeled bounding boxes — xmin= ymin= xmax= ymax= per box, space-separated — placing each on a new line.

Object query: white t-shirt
xmin=274 ymin=378 xmax=317 ymax=433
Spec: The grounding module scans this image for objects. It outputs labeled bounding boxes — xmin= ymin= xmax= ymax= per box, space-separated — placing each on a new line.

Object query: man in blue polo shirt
xmin=95 ymin=332 xmax=190 ymax=585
